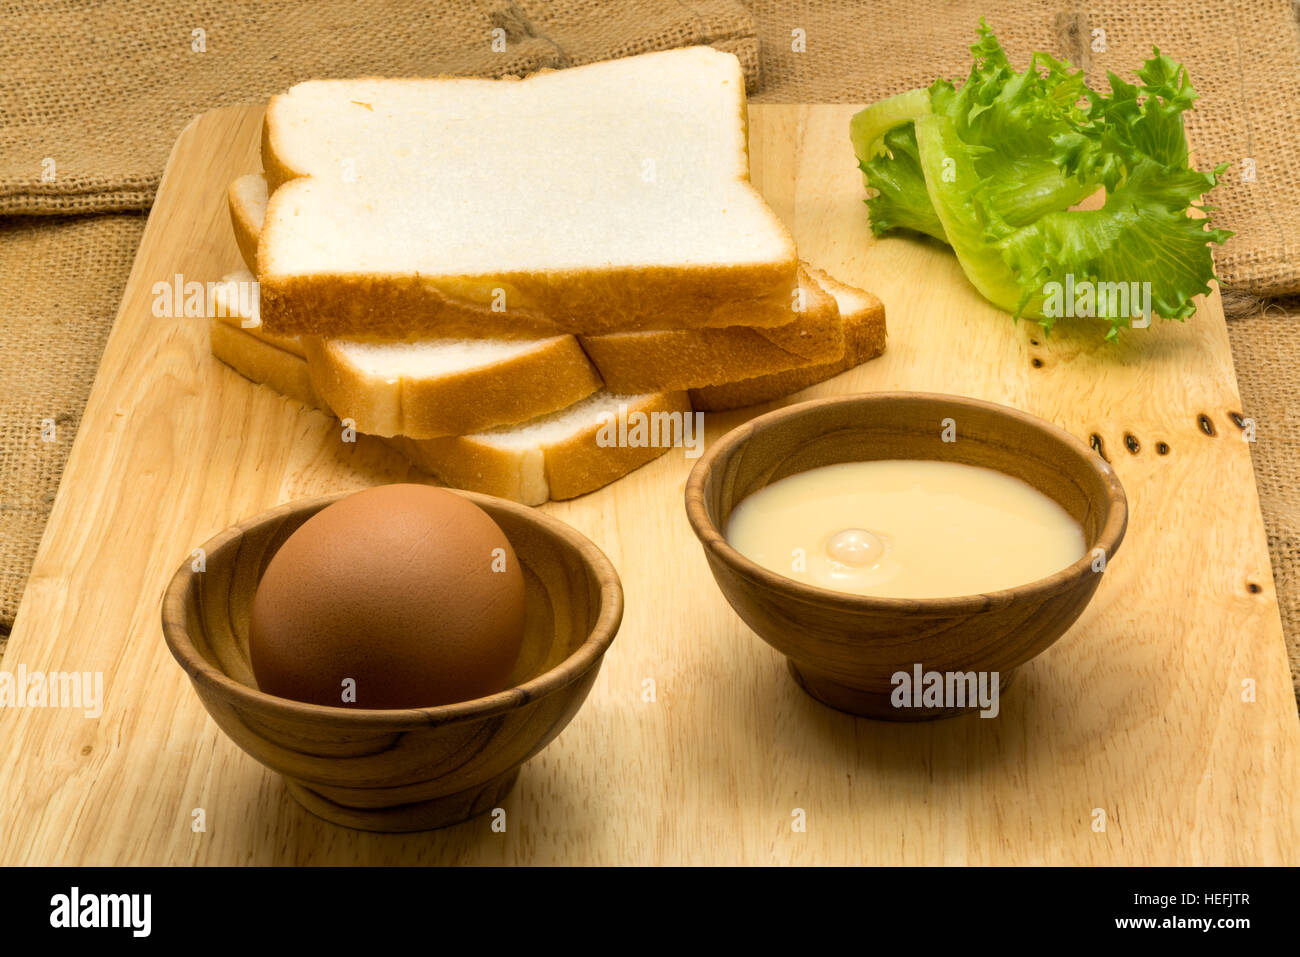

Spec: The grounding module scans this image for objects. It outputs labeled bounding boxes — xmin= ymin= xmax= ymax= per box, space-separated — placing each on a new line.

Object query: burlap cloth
xmin=2 ymin=1 xmax=1298 ymax=697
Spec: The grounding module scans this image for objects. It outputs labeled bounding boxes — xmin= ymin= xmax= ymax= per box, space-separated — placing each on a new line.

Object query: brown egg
xmin=248 ymin=484 xmax=526 ymax=709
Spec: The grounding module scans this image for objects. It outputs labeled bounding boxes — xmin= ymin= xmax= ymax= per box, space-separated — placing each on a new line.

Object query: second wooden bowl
xmin=162 ymin=488 xmax=622 ymax=832
xmin=685 ymin=392 xmax=1128 ymax=720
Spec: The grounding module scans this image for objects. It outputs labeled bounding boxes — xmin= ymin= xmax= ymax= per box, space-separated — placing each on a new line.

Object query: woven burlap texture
xmin=1226 ymin=304 xmax=1300 ymax=695
xmin=0 ymin=214 xmax=147 ymax=635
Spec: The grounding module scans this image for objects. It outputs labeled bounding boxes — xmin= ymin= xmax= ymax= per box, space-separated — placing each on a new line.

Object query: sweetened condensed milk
xmin=724 ymin=460 xmax=1086 ymax=599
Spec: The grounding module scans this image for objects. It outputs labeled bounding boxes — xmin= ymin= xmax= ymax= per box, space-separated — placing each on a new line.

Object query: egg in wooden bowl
xmin=685 ymin=392 xmax=1127 ymax=721
xmin=162 ymin=486 xmax=622 ymax=832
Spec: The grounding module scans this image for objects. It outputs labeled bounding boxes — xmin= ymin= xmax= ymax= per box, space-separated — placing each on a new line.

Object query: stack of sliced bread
xmin=210 ymin=47 xmax=886 ymax=505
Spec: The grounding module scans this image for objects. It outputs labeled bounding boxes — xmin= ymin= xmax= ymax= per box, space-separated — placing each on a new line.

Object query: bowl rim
xmin=684 ymin=391 xmax=1128 ymax=614
xmin=161 ymin=487 xmax=624 ymax=727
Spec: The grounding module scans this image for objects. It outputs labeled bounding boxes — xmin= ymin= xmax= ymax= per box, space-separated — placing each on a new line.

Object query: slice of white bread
xmin=579 ymin=265 xmax=843 ymax=392
xmin=208 ymin=319 xmax=319 ymax=410
xmin=227 ymin=173 xmax=267 ymax=272
xmin=229 ymin=171 xmax=562 ymax=341
xmin=689 ymin=269 xmax=887 ymax=411
xmin=257 ymin=47 xmax=799 ymax=338
xmin=214 ymin=267 xmax=603 ymax=438
xmin=390 ymin=391 xmax=691 ymax=505
xmin=303 ymin=334 xmax=602 ymax=439
xmin=209 ymin=319 xmax=684 ymax=505
xmin=209 ymin=272 xmax=301 ymax=354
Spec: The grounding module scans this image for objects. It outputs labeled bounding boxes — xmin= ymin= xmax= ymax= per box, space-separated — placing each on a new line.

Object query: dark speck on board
xmin=1156 ymin=442 xmax=1170 ymax=455
xmin=1248 ymin=582 xmax=1262 ymax=594
xmin=1229 ymin=411 xmax=1247 ymax=430
xmin=1090 ymin=433 xmax=1108 ymax=461
xmin=1198 ymin=413 xmax=1217 ymax=436
xmin=1124 ymin=433 xmax=1140 ymax=454
xmin=1032 ymin=357 xmax=1044 ymax=368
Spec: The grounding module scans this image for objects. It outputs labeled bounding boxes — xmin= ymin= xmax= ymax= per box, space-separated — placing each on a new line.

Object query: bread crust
xmin=302 ymin=334 xmax=603 ymax=438
xmin=209 ymin=271 xmax=300 ymax=354
xmin=255 ymin=258 xmax=800 ymax=338
xmin=542 ymin=392 xmax=689 ymax=500
xmin=227 ymin=176 xmax=264 ymax=273
xmin=580 ymin=266 xmax=844 ymax=391
xmin=260 ymin=102 xmax=301 ymax=194
xmin=414 ymin=392 xmax=688 ymax=503
xmin=690 ymin=284 xmax=887 ymax=411
xmin=389 ymin=436 xmax=547 ymax=506
xmin=208 ymin=320 xmax=323 ymax=411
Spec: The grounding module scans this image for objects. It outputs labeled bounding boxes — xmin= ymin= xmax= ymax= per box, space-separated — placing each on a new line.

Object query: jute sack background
xmin=1 ymin=1 xmax=1297 ymax=698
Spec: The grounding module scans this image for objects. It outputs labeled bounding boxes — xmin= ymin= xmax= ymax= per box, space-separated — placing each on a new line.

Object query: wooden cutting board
xmin=1 ymin=104 xmax=1296 ymax=865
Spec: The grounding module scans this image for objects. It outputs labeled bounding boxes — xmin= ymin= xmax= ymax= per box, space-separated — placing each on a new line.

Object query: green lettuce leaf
xmin=998 ymin=161 xmax=1231 ymax=338
xmin=849 ymin=20 xmax=1231 ymax=338
xmin=914 ymin=113 xmax=1024 ymax=308
xmin=850 ymin=90 xmax=945 ymax=240
xmin=927 ymin=25 xmax=1097 ymax=227
xmin=849 ymin=88 xmax=931 ymax=162
xmin=860 ymin=126 xmax=947 ymax=240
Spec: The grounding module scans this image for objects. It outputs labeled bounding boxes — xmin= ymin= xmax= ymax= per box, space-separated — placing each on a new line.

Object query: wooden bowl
xmin=685 ymin=392 xmax=1127 ymax=720
xmin=162 ymin=489 xmax=622 ymax=832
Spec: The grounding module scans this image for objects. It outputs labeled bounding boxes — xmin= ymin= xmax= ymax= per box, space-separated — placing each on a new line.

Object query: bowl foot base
xmin=788 ymin=661 xmax=1017 ymax=721
xmin=284 ymin=768 xmax=521 ymax=832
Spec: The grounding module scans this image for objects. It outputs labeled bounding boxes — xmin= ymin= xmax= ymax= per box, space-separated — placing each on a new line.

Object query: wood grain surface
xmin=0 ymin=104 xmax=1295 ymax=865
